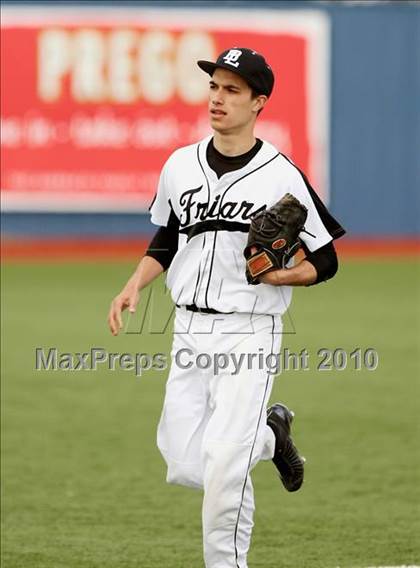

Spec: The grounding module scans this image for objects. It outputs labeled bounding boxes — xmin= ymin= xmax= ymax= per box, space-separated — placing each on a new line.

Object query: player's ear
xmin=252 ymin=94 xmax=267 ymax=114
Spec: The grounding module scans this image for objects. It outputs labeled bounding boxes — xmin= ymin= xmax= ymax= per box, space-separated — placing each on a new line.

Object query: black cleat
xmin=267 ymin=403 xmax=305 ymax=492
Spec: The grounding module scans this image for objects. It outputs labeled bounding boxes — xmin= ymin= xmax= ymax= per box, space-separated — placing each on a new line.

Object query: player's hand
xmin=108 ymin=283 xmax=139 ymax=336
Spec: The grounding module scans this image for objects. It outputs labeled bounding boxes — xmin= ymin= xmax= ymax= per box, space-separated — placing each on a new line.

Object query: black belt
xmin=176 ymin=304 xmax=233 ymax=315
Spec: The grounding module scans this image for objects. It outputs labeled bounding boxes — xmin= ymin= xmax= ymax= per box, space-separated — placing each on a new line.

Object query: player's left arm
xmin=259 ymin=241 xmax=337 ymax=286
xmin=260 ymin=164 xmax=345 ymax=287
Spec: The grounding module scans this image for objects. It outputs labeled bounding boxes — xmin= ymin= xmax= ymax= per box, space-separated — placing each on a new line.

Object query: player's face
xmin=208 ymin=68 xmax=265 ymax=135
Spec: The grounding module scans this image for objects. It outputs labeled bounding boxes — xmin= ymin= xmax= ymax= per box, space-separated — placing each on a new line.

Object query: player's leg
xmin=156 ymin=308 xmax=210 ymax=489
xmin=230 ymin=474 xmax=254 ymax=568
xmin=200 ymin=313 xmax=281 ymax=568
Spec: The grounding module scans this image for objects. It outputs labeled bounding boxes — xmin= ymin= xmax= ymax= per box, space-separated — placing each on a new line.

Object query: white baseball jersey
xmin=150 ymin=135 xmax=334 ymax=315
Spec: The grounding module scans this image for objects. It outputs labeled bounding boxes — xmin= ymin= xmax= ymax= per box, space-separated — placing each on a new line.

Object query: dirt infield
xmin=1 ymin=237 xmax=419 ymax=262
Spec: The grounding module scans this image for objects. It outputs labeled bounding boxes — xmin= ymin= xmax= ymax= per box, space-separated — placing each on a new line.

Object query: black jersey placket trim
xmin=204 ymin=231 xmax=217 ymax=309
xmin=203 ymin=152 xmax=281 ymax=309
xmin=192 ymin=234 xmax=206 ymax=305
xmin=195 ymin=143 xmax=213 ymax=308
xmin=233 ymin=315 xmax=276 ymax=567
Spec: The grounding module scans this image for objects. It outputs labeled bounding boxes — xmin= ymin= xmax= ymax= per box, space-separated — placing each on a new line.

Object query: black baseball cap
xmin=197 ymin=47 xmax=275 ymax=97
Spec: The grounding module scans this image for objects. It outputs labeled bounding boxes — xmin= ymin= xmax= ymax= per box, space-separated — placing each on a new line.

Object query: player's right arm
xmin=108 ymin=215 xmax=179 ymax=336
xmin=108 ymin=255 xmax=164 ymax=336
xmin=108 ymin=154 xmax=179 ymax=335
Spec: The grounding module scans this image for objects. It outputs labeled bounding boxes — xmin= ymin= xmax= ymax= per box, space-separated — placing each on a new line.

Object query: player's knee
xmin=166 ymin=461 xmax=203 ymax=490
xmin=203 ymin=440 xmax=250 ymax=492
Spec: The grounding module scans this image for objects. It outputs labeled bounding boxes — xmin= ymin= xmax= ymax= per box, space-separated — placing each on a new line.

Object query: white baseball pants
xmin=157 ymin=307 xmax=282 ymax=568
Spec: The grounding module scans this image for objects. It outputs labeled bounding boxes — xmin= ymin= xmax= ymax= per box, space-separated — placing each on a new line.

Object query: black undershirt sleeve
xmin=301 ymin=240 xmax=338 ymax=285
xmin=145 ymin=208 xmax=180 ymax=271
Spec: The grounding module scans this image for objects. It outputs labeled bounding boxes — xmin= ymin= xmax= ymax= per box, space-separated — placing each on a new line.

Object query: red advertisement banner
xmin=1 ymin=7 xmax=329 ymax=210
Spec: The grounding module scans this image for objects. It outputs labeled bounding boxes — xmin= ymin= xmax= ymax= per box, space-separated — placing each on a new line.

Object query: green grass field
xmin=1 ymin=259 xmax=419 ymax=568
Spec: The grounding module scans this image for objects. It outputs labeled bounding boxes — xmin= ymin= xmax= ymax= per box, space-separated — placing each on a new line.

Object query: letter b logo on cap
xmin=223 ymin=49 xmax=242 ymax=68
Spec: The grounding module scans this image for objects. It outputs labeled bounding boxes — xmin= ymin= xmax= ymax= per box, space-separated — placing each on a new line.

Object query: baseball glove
xmin=244 ymin=193 xmax=309 ymax=284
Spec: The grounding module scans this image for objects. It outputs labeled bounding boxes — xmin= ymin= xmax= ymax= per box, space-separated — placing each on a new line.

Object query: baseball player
xmin=108 ymin=47 xmax=345 ymax=568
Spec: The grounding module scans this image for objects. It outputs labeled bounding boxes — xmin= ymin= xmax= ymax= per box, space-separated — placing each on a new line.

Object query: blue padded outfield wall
xmin=2 ymin=1 xmax=420 ymax=239
xmin=327 ymin=1 xmax=420 ymax=237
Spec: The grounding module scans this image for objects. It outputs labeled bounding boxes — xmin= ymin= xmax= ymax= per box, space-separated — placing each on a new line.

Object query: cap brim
xmin=197 ymin=60 xmax=265 ymax=95
xmin=197 ymin=59 xmax=269 ymax=96
xmin=197 ymin=60 xmax=220 ymax=76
